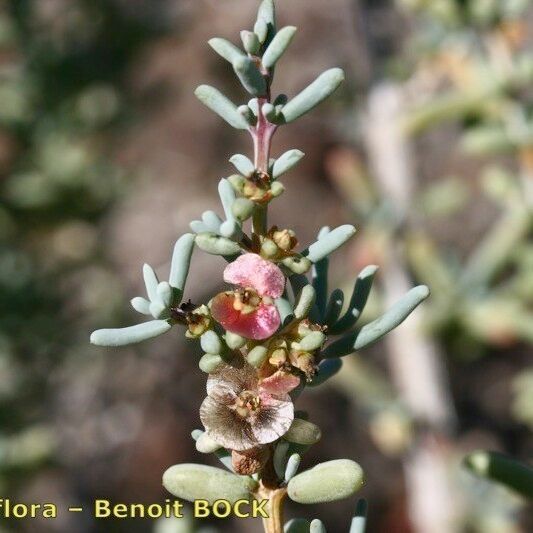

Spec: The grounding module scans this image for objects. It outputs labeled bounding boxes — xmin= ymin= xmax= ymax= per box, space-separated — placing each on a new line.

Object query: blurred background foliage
xmin=0 ymin=0 xmax=530 ymax=532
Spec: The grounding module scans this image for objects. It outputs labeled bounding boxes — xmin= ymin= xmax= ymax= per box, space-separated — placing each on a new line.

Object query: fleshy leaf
xmin=90 ymin=320 xmax=171 ymax=347
xmin=310 ymin=519 xmax=327 ymax=533
xmin=322 ymin=285 xmax=430 ymax=357
xmin=208 ymin=37 xmax=245 ymax=64
xmin=303 ymin=225 xmax=356 ymax=263
xmin=263 ymin=26 xmax=297 ymax=69
xmin=131 ymin=296 xmax=151 ymax=315
xmin=229 ymin=154 xmax=255 ymax=177
xmin=349 ymin=499 xmax=368 ymax=533
xmin=275 ymin=297 xmax=295 ymax=326
xmin=272 ymin=149 xmax=305 ymax=179
xmin=284 ymin=453 xmax=301 ymax=482
xmin=294 ymin=285 xmax=316 ymax=319
xmin=284 ymin=519 xmax=310 ymax=533
xmin=143 ymin=264 xmax=160 ymax=302
xmin=195 ymin=233 xmax=242 ymax=256
xmin=169 ymin=233 xmax=195 ymax=294
xmin=281 ymin=68 xmax=345 ymax=123
xmin=324 ymin=288 xmax=344 ymax=327
xmin=191 ymin=430 xmax=233 ymax=471
xmin=200 ymin=330 xmax=223 ymax=355
xmin=163 ymin=464 xmax=256 ymax=505
xmin=308 ymin=359 xmax=343 ymax=387
xmin=233 ymin=57 xmax=267 ymax=97
xmin=195 ymin=85 xmax=249 ymax=130
xmin=274 ymin=440 xmax=290 ymax=479
xmin=287 ymin=459 xmax=364 ymax=504
xmin=463 ymin=451 xmax=533 ymax=498
xmin=329 ymin=265 xmax=378 ymax=334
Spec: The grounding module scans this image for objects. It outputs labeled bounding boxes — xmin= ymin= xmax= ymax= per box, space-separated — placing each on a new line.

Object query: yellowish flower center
xmin=234 ymin=390 xmax=261 ymax=418
xmin=233 ymin=288 xmax=262 ymax=315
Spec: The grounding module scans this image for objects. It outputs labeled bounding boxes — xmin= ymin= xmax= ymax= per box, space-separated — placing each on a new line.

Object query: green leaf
xmin=191 ymin=430 xmax=233 ymax=471
xmin=169 ymin=233 xmax=195 ymax=294
xmin=201 ymin=211 xmax=223 ymax=233
xmin=276 ymin=297 xmax=295 ymax=326
xmin=143 ymin=263 xmax=160 ymax=302
xmin=263 ymin=26 xmax=297 ymax=69
xmin=225 ymin=331 xmax=246 ymax=350
xmin=323 ymin=285 xmax=430 ymax=357
xmin=90 ymin=320 xmax=171 ymax=347
xmin=163 ymin=464 xmax=256 ymax=504
xmin=256 ymin=0 xmax=276 ymax=45
xmin=241 ymin=31 xmax=261 ymax=55
xmin=284 ymin=519 xmax=310 ymax=533
xmin=304 ymin=225 xmax=356 ymax=263
xmin=281 ymin=68 xmax=345 ymax=123
xmin=308 ymin=359 xmax=343 ymax=387
xmin=272 ymin=149 xmax=305 ymax=179
xmin=294 ymin=285 xmax=316 ymax=319
xmin=232 ymin=198 xmax=255 ymax=222
xmin=287 ymin=459 xmax=364 ymax=504
xmin=131 ymin=296 xmax=151 ymax=315
xmin=310 ymin=519 xmax=327 ymax=533
xmin=157 ymin=281 xmax=173 ymax=307
xmin=233 ymin=57 xmax=267 ymax=97
xmin=218 ymin=179 xmax=238 ymax=222
xmin=274 ymin=440 xmax=290 ymax=478
xmin=329 ymin=265 xmax=378 ymax=334
xmin=195 ymin=233 xmax=242 ymax=256
xmin=349 ymin=499 xmax=368 ymax=533
xmin=299 ymin=331 xmax=326 ymax=352
xmin=247 ymin=346 xmax=269 ymax=368
xmin=284 ymin=453 xmax=301 ymax=482
xmin=229 ymin=154 xmax=255 ymax=176
xmin=199 ymin=353 xmax=224 ymax=374
xmin=208 ymin=38 xmax=245 ymax=64
xmin=463 ymin=451 xmax=533 ymax=498
xmin=195 ymin=432 xmax=222 ymax=454
xmin=284 ymin=419 xmax=321 ymax=445
xmin=195 ymin=85 xmax=249 ymax=130
xmin=200 ymin=331 xmax=223 ymax=355
xmin=324 ymin=288 xmax=344 ymax=327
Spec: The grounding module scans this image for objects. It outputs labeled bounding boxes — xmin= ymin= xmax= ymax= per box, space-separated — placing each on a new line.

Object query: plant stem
xmin=256 ymin=484 xmax=287 ymax=533
xmin=251 ymin=96 xmax=277 ymax=236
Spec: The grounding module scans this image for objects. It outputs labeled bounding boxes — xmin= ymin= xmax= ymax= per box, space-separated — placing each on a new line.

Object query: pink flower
xmin=200 ymin=363 xmax=295 ymax=451
xmin=210 ymin=254 xmax=285 ymax=340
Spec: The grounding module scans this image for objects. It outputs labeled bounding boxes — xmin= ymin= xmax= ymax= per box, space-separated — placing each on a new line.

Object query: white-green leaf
xmin=263 ymin=26 xmax=297 ymax=69
xmin=131 ymin=296 xmax=151 ymax=315
xmin=272 ymin=149 xmax=305 ymax=179
xmin=90 ymin=320 xmax=171 ymax=347
xmin=281 ymin=68 xmax=345 ymax=123
xmin=229 ymin=154 xmax=255 ymax=177
xmin=304 ymin=225 xmax=356 ymax=263
xmin=233 ymin=57 xmax=267 ymax=97
xmin=169 ymin=233 xmax=195 ymax=293
xmin=143 ymin=264 xmax=160 ymax=302
xmin=208 ymin=37 xmax=245 ymax=64
xmin=195 ymin=85 xmax=249 ymax=130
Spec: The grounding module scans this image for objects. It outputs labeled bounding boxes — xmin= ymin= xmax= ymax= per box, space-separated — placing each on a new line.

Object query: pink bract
xmin=224 ymin=253 xmax=285 ymax=298
xmin=210 ymin=292 xmax=280 ymax=340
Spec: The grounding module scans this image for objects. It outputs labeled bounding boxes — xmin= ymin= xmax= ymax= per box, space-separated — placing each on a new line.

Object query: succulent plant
xmin=90 ymin=1 xmax=429 ymax=531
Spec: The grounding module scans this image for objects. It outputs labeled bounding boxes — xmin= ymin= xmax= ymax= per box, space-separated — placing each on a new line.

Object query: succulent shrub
xmin=91 ymin=1 xmax=430 ymax=531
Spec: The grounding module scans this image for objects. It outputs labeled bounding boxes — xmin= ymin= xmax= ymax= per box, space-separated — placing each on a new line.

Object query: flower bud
xmin=199 ymin=353 xmax=224 ymax=373
xmin=269 ymin=347 xmax=288 ymax=367
xmin=272 ymin=228 xmax=297 ymax=252
xmin=247 ymin=345 xmax=269 ymax=368
xmin=299 ymin=331 xmax=326 ymax=352
xmin=200 ymin=330 xmax=223 ymax=355
xmin=287 ymin=459 xmax=364 ymax=504
xmin=282 ymin=255 xmax=312 ymax=274
xmin=232 ymin=198 xmax=255 ymax=221
xmin=225 ymin=331 xmax=247 ymax=350
xmin=261 ymin=238 xmax=279 ymax=258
